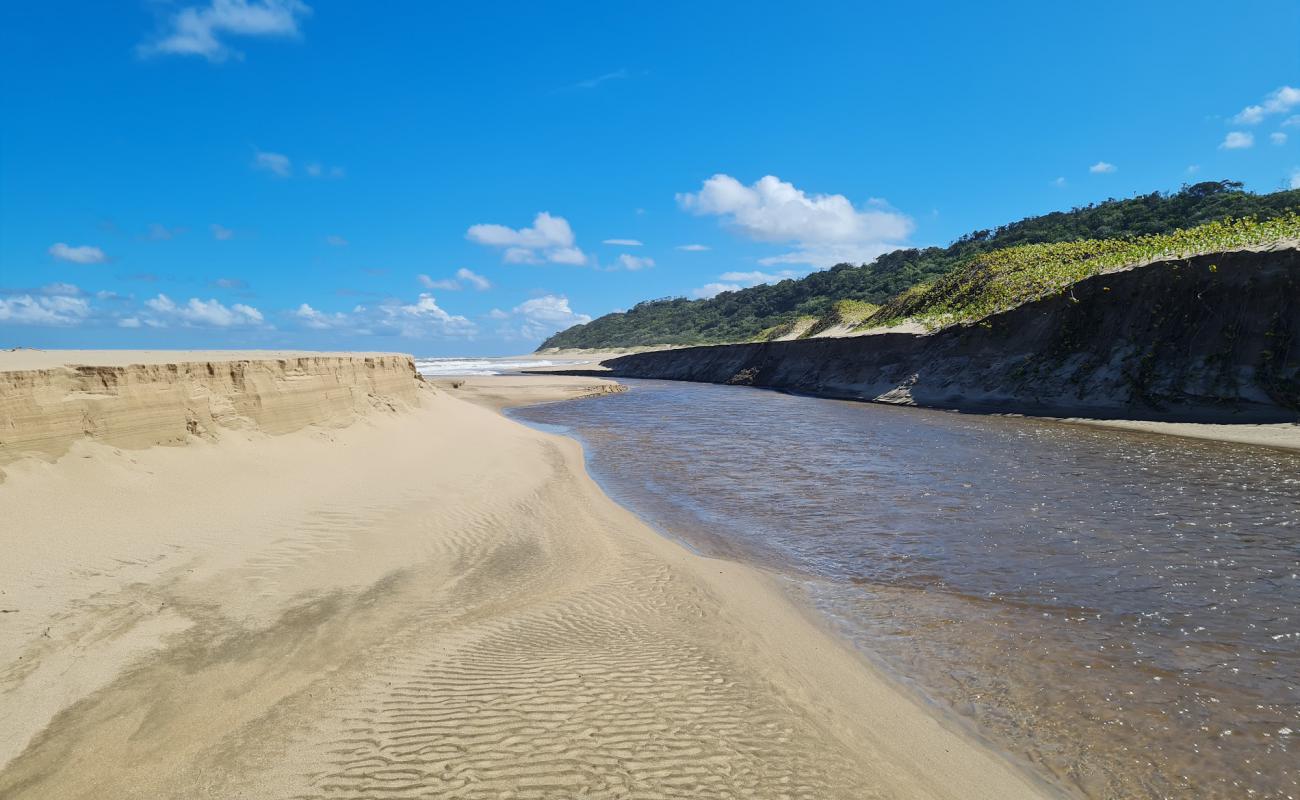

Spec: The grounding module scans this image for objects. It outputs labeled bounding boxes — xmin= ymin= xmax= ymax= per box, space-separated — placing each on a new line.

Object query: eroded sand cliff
xmin=0 ymin=352 xmax=421 ymax=470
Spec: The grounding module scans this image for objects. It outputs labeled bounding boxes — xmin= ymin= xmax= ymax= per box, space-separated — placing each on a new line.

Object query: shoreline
xmin=0 ymin=357 xmax=1053 ymax=798
xmin=543 ymin=370 xmax=1300 ymax=452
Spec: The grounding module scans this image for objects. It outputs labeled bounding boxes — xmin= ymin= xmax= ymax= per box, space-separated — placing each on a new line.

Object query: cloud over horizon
xmin=467 ymin=212 xmax=587 ymax=265
xmin=677 ymin=174 xmax=912 ymax=267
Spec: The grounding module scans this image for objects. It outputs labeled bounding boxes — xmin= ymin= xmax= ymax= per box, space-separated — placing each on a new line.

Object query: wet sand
xmin=0 ymin=360 xmax=1049 ymax=799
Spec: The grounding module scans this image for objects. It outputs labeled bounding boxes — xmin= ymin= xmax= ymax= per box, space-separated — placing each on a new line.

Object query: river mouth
xmin=511 ymin=379 xmax=1300 ymax=799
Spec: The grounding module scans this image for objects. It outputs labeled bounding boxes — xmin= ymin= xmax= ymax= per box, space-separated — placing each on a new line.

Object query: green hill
xmin=538 ymin=181 xmax=1300 ymax=351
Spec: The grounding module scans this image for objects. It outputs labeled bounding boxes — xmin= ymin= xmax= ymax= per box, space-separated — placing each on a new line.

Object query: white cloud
xmin=1089 ymin=161 xmax=1117 ymax=174
xmin=1051 ymin=176 xmax=1067 ymax=187
xmin=211 ymin=223 xmax=234 ymax=240
xmin=139 ymin=0 xmax=311 ymax=62
xmin=373 ymin=294 xmax=476 ymax=338
xmin=48 ymin=242 xmax=107 ymax=264
xmin=1186 ymin=164 xmax=1201 ymax=175
xmin=1220 ymin=131 xmax=1254 ymax=150
xmin=143 ymin=294 xmax=266 ymax=327
xmin=690 ymin=282 xmax=741 ymax=299
xmin=491 ymin=294 xmax=591 ymax=340
xmin=1284 ymin=115 xmax=1300 ymax=128
xmin=417 ymin=268 xmax=492 ymax=291
xmin=253 ymin=149 xmax=291 ymax=176
xmin=40 ymin=282 xmax=83 ymax=296
xmin=119 ymin=317 xmax=142 ymax=328
xmin=212 ymin=277 xmax=247 ymax=289
xmin=602 ymin=238 xmax=643 ymax=246
xmin=1232 ymin=86 xmax=1300 ymax=125
xmin=1291 ymin=169 xmax=1300 ymax=190
xmin=291 ymin=294 xmax=476 ymax=338
xmin=456 ymin=268 xmax=491 ymax=290
xmin=294 ymin=303 xmax=349 ymax=330
xmin=676 ymin=174 xmax=912 ymax=267
xmin=614 ymin=254 xmax=655 ymax=271
xmin=418 ymin=274 xmax=459 ymax=290
xmin=467 ymin=212 xmax=587 ymax=265
xmin=1271 ymin=132 xmax=1288 ymax=146
xmin=325 ymin=234 xmax=348 ymax=247
xmin=0 ymin=293 xmax=93 ymax=326
xmin=676 ymin=243 xmax=710 ymax=252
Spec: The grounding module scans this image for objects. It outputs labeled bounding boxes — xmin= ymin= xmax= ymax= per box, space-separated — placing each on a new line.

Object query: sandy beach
xmin=0 ymin=351 xmax=1049 ymax=799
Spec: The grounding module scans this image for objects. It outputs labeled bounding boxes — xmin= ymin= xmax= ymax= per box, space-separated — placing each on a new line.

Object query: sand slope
xmin=0 ymin=360 xmax=1050 ymax=799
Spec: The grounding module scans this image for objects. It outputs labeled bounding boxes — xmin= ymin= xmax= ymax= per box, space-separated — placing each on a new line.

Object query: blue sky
xmin=2 ymin=1 xmax=1298 ymax=356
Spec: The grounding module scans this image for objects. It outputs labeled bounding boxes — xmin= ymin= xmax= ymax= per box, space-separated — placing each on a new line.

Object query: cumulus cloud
xmin=139 ymin=0 xmax=311 ymax=62
xmin=1232 ymin=86 xmax=1300 ymax=125
xmin=1271 ymin=132 xmax=1288 ymax=146
xmin=467 ymin=212 xmax=587 ymax=265
xmin=294 ymin=303 xmax=349 ymax=330
xmin=418 ymin=268 xmax=492 ymax=291
xmin=676 ymin=243 xmax=710 ymax=251
xmin=0 ymin=293 xmax=93 ymax=326
xmin=48 ymin=243 xmax=107 ymax=264
xmin=1220 ymin=131 xmax=1254 ymax=150
xmin=1285 ymin=115 xmax=1300 ymax=128
xmin=1051 ymin=176 xmax=1067 ymax=187
xmin=211 ymin=223 xmax=234 ymax=240
xmin=253 ymin=149 xmax=291 ymax=176
xmin=492 ymin=294 xmax=591 ymax=340
xmin=291 ymin=294 xmax=475 ymax=338
xmin=613 ymin=254 xmax=654 ymax=271
xmin=372 ymin=294 xmax=476 ymax=337
xmin=1089 ymin=161 xmax=1117 ymax=174
xmin=143 ymin=294 xmax=266 ymax=327
xmin=676 ymin=174 xmax=911 ymax=267
xmin=602 ymin=238 xmax=643 ymax=246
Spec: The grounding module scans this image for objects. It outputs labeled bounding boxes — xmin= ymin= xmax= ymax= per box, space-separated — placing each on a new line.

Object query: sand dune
xmin=0 ymin=353 xmax=1050 ymax=798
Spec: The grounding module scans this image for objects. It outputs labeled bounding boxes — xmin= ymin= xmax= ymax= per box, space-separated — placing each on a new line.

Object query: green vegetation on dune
xmin=865 ymin=213 xmax=1300 ymax=331
xmin=538 ymin=182 xmax=1300 ymax=351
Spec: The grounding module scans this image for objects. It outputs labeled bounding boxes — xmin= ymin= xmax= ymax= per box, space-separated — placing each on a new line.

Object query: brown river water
xmin=511 ymin=379 xmax=1300 ymax=799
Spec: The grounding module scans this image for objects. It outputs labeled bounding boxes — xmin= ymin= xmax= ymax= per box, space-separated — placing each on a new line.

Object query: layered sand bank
xmin=0 ymin=353 xmax=1050 ymax=799
xmin=0 ymin=350 xmax=419 ymax=472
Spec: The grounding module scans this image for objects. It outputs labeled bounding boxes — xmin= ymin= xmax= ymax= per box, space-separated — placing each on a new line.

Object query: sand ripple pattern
xmin=287 ymin=466 xmax=878 ymax=799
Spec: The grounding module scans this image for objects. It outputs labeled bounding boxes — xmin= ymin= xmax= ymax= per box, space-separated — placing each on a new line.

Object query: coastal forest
xmin=538 ymin=181 xmax=1300 ymax=350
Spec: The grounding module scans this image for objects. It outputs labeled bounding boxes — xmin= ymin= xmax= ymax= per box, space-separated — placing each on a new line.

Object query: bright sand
xmin=0 ymin=352 xmax=1050 ymax=798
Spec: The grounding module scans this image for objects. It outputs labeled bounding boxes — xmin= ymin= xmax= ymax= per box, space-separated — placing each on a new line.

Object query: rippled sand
xmin=0 ymin=371 xmax=1044 ymax=799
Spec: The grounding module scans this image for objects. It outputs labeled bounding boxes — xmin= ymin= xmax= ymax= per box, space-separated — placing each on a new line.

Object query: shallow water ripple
xmin=513 ymin=380 xmax=1300 ymax=799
